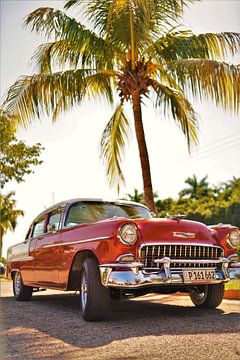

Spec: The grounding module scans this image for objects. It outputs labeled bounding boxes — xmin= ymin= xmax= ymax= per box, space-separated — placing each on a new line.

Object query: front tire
xmin=80 ymin=258 xmax=110 ymax=321
xmin=189 ymin=283 xmax=224 ymax=308
xmin=13 ymin=271 xmax=33 ymax=301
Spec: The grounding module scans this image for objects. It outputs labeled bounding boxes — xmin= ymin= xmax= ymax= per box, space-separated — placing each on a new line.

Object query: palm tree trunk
xmin=0 ymin=229 xmax=3 ymax=258
xmin=132 ymin=91 xmax=156 ymax=213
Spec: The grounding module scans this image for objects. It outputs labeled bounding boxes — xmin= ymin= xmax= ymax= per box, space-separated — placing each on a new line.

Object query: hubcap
xmin=194 ymin=291 xmax=205 ymax=300
xmin=81 ymin=272 xmax=88 ymax=310
xmin=192 ymin=285 xmax=207 ymax=302
xmin=14 ymin=273 xmax=22 ymax=295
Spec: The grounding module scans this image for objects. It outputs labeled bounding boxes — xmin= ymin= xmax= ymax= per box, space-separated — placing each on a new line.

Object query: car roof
xmin=35 ymin=198 xmax=149 ymax=220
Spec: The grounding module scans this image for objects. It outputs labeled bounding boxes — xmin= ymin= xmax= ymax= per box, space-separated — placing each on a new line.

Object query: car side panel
xmin=32 ymin=232 xmax=62 ymax=286
xmin=58 ymin=220 xmax=136 ymax=288
xmin=6 ymin=239 xmax=36 ymax=283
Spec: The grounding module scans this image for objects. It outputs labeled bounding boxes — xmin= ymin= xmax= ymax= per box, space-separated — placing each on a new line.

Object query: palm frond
xmin=2 ymin=70 xmax=115 ymax=126
xmin=154 ymin=31 xmax=240 ymax=60
xmin=172 ymin=59 xmax=240 ymax=113
xmin=31 ymin=38 xmax=118 ymax=74
xmin=25 ymin=7 xmax=86 ymax=40
xmin=100 ymin=102 xmax=130 ymax=191
xmin=26 ymin=7 xmax=121 ymax=70
xmin=65 ymin=1 xmax=192 ymax=22
xmin=152 ymin=80 xmax=198 ymax=149
xmin=64 ymin=1 xmax=194 ymax=55
xmin=31 ymin=42 xmax=53 ymax=73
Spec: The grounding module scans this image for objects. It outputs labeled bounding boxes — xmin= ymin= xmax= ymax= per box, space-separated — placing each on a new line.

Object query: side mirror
xmin=47 ymin=223 xmax=56 ymax=233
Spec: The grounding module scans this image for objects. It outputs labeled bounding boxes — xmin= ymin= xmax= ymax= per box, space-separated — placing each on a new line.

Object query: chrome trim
xmin=209 ymin=223 xmax=232 ymax=228
xmin=226 ymin=239 xmax=236 ymax=249
xmin=138 ymin=243 xmax=224 ymax=264
xmin=8 ymin=256 xmax=34 ymax=262
xmin=117 ymin=223 xmax=138 ymax=246
xmin=99 ymin=257 xmax=230 ymax=288
xmin=154 ymin=258 xmax=229 ymax=265
xmin=166 ymin=214 xmax=185 ymax=220
xmin=99 ymin=262 xmax=144 ymax=268
xmin=228 ymin=255 xmax=240 ymax=270
xmin=139 ymin=242 xmax=223 ymax=249
xmin=100 ymin=262 xmax=144 ymax=277
xmin=227 ymin=239 xmax=240 ymax=249
xmin=14 ymin=272 xmax=22 ymax=295
xmin=116 ymin=253 xmax=135 ymax=262
xmin=229 ymin=262 xmax=240 ymax=268
xmin=99 ymin=268 xmax=228 ymax=288
xmin=80 ymin=271 xmax=88 ymax=311
xmin=172 ymin=232 xmax=195 ymax=239
xmin=42 ymin=236 xmax=111 ymax=248
xmin=226 ymin=230 xmax=240 ymax=249
xmin=228 ymin=253 xmax=239 ymax=262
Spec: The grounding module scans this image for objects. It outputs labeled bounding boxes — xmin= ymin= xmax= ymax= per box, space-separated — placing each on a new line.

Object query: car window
xmin=65 ymin=202 xmax=151 ymax=227
xmin=47 ymin=212 xmax=62 ymax=231
xmin=32 ymin=218 xmax=45 ymax=238
xmin=25 ymin=225 xmax=33 ymax=240
xmin=65 ymin=204 xmax=93 ymax=227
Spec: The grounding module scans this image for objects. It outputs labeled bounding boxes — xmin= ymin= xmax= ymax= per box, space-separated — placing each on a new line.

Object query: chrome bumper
xmin=99 ymin=257 xmax=233 ymax=288
xmin=228 ymin=265 xmax=240 ymax=280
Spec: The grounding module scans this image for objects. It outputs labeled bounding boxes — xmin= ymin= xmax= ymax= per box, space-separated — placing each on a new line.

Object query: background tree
xmin=0 ymin=192 xmax=24 ymax=257
xmin=179 ymin=174 xmax=210 ymax=200
xmin=125 ymin=188 xmax=158 ymax=203
xmin=125 ymin=188 xmax=144 ymax=203
xmin=0 ymin=110 xmax=43 ymax=188
xmin=2 ymin=1 xmax=240 ymax=212
xmin=0 ymin=110 xmax=43 ymax=256
xmin=155 ymin=175 xmax=240 ymax=226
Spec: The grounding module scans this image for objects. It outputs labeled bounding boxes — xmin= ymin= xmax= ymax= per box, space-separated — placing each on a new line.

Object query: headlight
xmin=118 ymin=223 xmax=138 ymax=245
xmin=227 ymin=230 xmax=240 ymax=248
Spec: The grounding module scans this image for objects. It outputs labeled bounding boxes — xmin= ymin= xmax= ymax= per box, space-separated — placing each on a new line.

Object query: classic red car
xmin=6 ymin=198 xmax=240 ymax=321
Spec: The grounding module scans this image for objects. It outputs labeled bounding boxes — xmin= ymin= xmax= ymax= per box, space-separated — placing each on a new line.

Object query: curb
xmin=224 ymin=290 xmax=240 ymax=300
xmin=176 ymin=290 xmax=240 ymax=300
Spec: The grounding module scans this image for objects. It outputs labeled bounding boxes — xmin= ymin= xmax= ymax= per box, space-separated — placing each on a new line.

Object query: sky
xmin=1 ymin=0 xmax=240 ymax=256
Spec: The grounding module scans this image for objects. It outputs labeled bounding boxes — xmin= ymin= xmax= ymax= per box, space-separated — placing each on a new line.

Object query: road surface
xmin=0 ymin=279 xmax=239 ymax=360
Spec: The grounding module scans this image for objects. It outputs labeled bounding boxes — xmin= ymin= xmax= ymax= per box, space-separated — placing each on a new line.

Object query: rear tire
xmin=189 ymin=284 xmax=224 ymax=308
xmin=80 ymin=258 xmax=110 ymax=321
xmin=13 ymin=271 xmax=33 ymax=301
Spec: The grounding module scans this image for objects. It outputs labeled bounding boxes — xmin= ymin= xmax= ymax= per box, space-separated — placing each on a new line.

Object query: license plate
xmin=183 ymin=269 xmax=216 ymax=283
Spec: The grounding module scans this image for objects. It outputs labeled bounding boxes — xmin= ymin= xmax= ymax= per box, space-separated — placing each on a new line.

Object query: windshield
xmin=65 ymin=202 xmax=151 ymax=227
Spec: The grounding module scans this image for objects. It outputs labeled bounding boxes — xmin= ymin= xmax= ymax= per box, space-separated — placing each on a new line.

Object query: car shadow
xmin=1 ymin=291 xmax=240 ymax=353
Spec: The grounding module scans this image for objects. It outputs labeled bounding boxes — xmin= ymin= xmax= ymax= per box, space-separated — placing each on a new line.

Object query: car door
xmin=33 ymin=210 xmax=63 ymax=286
xmin=18 ymin=224 xmax=37 ymax=284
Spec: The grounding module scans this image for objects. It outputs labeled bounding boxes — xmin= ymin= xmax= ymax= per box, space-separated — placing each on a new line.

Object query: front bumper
xmin=99 ymin=257 xmax=235 ymax=288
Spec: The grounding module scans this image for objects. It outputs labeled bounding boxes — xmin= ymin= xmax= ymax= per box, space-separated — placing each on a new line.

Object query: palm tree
xmin=179 ymin=174 xmax=209 ymax=200
xmin=0 ymin=192 xmax=24 ymax=257
xmin=2 ymin=1 xmax=240 ymax=212
xmin=220 ymin=176 xmax=240 ymax=201
xmin=125 ymin=189 xmax=144 ymax=203
xmin=125 ymin=188 xmax=158 ymax=204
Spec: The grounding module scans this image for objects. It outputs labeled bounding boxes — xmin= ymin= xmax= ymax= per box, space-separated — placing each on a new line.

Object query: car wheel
xmin=189 ymin=283 xmax=224 ymax=308
xmin=13 ymin=271 xmax=33 ymax=301
xmin=80 ymin=258 xmax=110 ymax=321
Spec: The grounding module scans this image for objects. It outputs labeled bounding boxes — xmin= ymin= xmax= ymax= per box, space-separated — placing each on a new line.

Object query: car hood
xmin=134 ymin=218 xmax=217 ymax=245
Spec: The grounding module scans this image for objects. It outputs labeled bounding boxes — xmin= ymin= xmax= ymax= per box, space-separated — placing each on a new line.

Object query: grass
xmin=0 ymin=274 xmax=11 ymax=281
xmin=225 ymin=280 xmax=240 ymax=291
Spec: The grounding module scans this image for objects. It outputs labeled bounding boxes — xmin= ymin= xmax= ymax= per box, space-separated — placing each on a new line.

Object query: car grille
xmin=139 ymin=244 xmax=223 ymax=269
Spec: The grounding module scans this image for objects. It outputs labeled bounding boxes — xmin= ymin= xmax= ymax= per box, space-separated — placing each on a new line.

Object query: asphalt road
xmin=0 ymin=279 xmax=239 ymax=360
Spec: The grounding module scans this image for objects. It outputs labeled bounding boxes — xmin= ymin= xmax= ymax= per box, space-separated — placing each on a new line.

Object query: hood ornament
xmin=166 ymin=214 xmax=185 ymax=220
xmin=172 ymin=232 xmax=196 ymax=239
